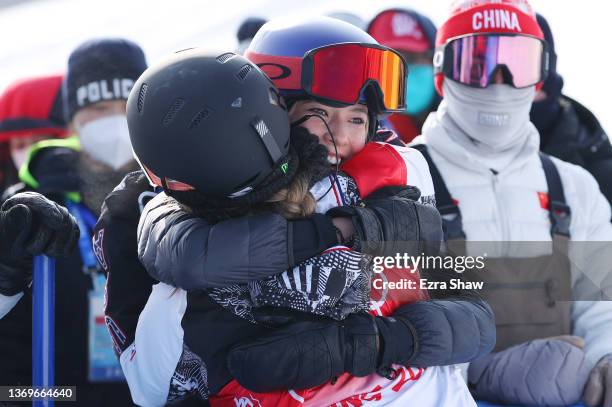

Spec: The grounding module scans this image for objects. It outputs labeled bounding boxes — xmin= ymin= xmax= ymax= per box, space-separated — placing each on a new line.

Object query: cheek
xmin=347 ymin=128 xmax=367 ymax=156
xmin=349 ymin=138 xmax=367 ymax=156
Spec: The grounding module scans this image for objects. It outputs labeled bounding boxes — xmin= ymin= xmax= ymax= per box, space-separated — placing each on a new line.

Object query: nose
xmin=328 ymin=116 xmax=349 ymax=147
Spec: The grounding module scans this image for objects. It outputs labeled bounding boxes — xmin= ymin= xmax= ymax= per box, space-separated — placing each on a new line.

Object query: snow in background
xmin=0 ymin=0 xmax=609 ymax=134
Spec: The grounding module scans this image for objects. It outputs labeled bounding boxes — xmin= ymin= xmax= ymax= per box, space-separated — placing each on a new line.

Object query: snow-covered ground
xmin=0 ymin=0 xmax=609 ymax=133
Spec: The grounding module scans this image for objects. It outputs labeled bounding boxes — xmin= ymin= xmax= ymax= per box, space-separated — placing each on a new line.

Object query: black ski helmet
xmin=127 ymin=49 xmax=291 ymax=199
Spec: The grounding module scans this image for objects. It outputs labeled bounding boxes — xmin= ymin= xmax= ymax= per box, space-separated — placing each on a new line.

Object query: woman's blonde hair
xmin=266 ymin=172 xmax=316 ymax=219
xmin=169 ymin=172 xmax=316 ymax=297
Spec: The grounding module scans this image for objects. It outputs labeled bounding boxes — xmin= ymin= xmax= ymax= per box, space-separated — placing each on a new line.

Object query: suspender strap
xmin=412 ymin=146 xmax=571 ymax=239
xmin=539 ymin=153 xmax=571 ymax=237
xmin=412 ymin=144 xmax=466 ymax=240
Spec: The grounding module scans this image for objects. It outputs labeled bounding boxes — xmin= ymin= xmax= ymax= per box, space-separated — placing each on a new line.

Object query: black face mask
xmin=530 ymin=73 xmax=564 ymax=135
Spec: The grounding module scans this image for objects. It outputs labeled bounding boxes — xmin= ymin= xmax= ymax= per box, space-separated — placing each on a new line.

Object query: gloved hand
xmin=228 ymin=297 xmax=493 ymax=392
xmin=468 ymin=335 xmax=590 ymax=406
xmin=327 ymin=187 xmax=442 ymax=257
xmin=0 ymin=192 xmax=79 ymax=296
xmin=227 ymin=313 xmax=380 ymax=392
xmin=584 ymin=354 xmax=612 ymax=407
xmin=378 ymin=298 xmax=495 ymax=370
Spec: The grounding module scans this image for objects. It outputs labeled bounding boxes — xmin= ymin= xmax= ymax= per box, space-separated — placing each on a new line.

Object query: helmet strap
xmin=290 ymin=114 xmax=340 ymax=201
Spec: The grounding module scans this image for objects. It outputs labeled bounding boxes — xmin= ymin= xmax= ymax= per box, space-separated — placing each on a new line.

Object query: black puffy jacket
xmin=99 ymin=171 xmax=341 ymax=357
xmin=132 ymin=181 xmax=495 ymax=403
xmin=540 ymin=96 xmax=612 ymax=208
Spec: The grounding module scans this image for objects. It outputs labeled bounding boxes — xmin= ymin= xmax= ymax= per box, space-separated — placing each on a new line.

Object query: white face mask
xmin=11 ymin=147 xmax=29 ymax=170
xmin=442 ymin=80 xmax=535 ymax=152
xmin=76 ymin=115 xmax=134 ymax=170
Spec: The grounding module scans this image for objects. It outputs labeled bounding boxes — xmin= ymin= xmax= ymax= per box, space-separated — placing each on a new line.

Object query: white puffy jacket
xmin=414 ymin=105 xmax=612 ymax=369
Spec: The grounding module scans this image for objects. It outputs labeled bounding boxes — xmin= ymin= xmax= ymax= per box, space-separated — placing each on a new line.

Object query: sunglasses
xmin=434 ymin=34 xmax=549 ymax=88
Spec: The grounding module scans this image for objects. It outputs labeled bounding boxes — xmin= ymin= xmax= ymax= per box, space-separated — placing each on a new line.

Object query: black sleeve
xmin=290 ymin=215 xmax=338 ymax=266
xmin=138 ymin=194 xmax=338 ymax=290
xmin=568 ymin=96 xmax=612 ymax=211
xmin=389 ymin=295 xmax=496 ymax=367
xmin=584 ymin=143 xmax=612 ymax=210
xmin=95 ymin=171 xmax=156 ymax=354
xmin=389 ymin=262 xmax=496 ymax=366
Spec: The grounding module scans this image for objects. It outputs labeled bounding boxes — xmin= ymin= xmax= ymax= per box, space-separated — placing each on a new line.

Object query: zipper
xmin=490 ymin=170 xmax=509 ymax=248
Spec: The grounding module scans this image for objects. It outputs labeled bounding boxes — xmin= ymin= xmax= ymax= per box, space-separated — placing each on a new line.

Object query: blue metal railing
xmin=32 ymin=255 xmax=55 ymax=407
